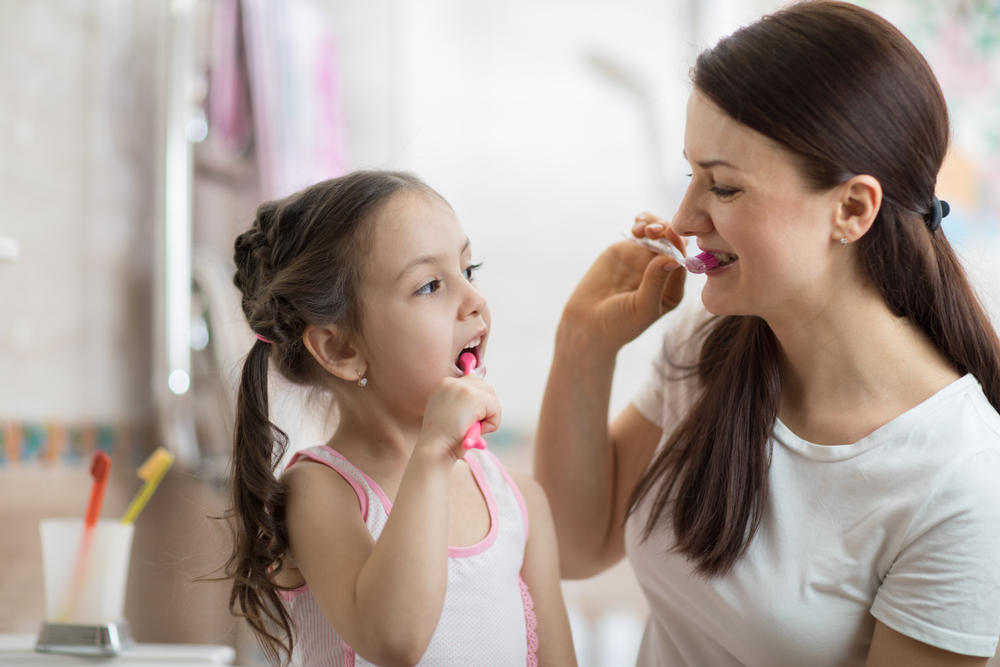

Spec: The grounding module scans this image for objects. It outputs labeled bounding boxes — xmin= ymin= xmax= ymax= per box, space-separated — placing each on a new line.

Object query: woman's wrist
xmin=555 ymin=308 xmax=623 ymax=361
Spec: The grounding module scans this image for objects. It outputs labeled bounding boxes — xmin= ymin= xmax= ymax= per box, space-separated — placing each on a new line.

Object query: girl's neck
xmin=328 ymin=393 xmax=424 ymax=464
xmin=769 ymin=278 xmax=960 ymax=445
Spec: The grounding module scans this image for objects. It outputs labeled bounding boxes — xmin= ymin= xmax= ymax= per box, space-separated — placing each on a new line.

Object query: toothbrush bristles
xmin=693 ymin=251 xmax=719 ymax=272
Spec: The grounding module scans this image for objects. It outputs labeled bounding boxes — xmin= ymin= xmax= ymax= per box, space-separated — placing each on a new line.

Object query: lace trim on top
xmin=519 ymin=575 xmax=539 ymax=667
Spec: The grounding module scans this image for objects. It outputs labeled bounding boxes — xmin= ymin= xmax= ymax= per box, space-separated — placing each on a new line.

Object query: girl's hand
xmin=562 ymin=213 xmax=687 ymax=353
xmin=418 ymin=375 xmax=501 ymax=461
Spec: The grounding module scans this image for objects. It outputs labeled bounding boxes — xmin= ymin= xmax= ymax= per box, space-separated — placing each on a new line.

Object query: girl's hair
xmin=629 ymin=0 xmax=1000 ymax=576
xmin=226 ymin=170 xmax=433 ymax=665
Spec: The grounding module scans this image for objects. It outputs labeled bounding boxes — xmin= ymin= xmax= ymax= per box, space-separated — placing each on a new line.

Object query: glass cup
xmin=39 ymin=518 xmax=134 ymax=625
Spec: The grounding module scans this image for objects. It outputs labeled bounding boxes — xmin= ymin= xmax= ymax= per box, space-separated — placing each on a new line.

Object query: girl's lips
xmin=454 ymin=333 xmax=487 ymax=377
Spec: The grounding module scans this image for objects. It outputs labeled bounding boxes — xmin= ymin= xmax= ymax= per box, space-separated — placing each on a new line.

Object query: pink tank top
xmin=280 ymin=446 xmax=539 ymax=667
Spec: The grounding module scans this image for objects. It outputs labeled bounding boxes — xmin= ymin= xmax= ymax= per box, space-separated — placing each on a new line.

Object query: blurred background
xmin=1 ymin=1 xmax=998 ymax=665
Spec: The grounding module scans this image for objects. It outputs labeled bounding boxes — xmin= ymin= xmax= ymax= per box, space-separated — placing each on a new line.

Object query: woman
xmin=535 ymin=2 xmax=1000 ymax=665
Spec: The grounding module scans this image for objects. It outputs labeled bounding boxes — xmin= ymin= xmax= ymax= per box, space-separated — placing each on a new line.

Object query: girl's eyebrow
xmin=682 ymin=149 xmax=741 ymax=172
xmin=396 ymin=238 xmax=471 ymax=282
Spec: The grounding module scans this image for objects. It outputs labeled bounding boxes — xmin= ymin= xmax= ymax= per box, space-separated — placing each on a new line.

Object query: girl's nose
xmin=462 ymin=282 xmax=487 ymax=319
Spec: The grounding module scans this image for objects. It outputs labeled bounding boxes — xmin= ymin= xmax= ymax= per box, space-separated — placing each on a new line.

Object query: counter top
xmin=0 ymin=634 xmax=236 ymax=665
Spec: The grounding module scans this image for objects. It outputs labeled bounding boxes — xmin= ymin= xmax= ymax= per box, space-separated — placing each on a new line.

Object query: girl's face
xmin=357 ymin=190 xmax=490 ymax=420
xmin=672 ymin=91 xmax=847 ymax=322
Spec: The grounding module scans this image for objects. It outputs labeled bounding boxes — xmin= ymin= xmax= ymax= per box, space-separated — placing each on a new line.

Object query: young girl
xmin=225 ymin=170 xmax=576 ymax=667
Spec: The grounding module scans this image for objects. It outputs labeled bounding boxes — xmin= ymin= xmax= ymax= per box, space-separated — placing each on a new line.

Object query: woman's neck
xmin=769 ymin=279 xmax=961 ymax=445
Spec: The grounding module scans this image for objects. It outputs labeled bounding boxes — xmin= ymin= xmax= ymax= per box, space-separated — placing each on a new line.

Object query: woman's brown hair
xmin=629 ymin=0 xmax=1000 ymax=576
xmin=226 ymin=170 xmax=433 ymax=665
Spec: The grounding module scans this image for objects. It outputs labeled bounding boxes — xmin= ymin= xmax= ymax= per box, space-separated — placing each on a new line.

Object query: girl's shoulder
xmin=282 ymin=445 xmax=388 ymax=530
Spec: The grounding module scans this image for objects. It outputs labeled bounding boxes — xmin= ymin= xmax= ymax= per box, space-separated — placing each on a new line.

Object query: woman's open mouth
xmin=708 ymin=251 xmax=738 ymax=268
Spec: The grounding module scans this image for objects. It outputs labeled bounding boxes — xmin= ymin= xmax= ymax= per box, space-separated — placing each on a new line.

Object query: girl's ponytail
xmin=226 ymin=337 xmax=292 ymax=666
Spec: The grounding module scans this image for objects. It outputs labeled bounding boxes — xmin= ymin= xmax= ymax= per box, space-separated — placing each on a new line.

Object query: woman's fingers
xmin=634 ymin=212 xmax=687 ymax=256
xmin=635 ymin=252 xmax=686 ymax=318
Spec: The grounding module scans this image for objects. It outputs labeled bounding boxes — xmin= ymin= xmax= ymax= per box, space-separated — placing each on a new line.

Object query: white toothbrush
xmin=623 ymin=233 xmax=715 ymax=274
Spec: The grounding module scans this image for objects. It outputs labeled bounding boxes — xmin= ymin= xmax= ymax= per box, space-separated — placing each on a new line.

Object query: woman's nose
xmin=670 ymin=185 xmax=713 ymax=238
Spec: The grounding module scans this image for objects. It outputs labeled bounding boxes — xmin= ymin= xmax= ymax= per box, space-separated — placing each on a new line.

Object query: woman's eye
xmin=464 ymin=262 xmax=483 ymax=281
xmin=709 ymin=185 xmax=739 ymax=199
xmin=416 ymin=279 xmax=440 ymax=295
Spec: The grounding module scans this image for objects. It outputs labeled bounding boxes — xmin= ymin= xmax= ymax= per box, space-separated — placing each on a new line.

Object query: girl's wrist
xmin=411 ymin=435 xmax=463 ymax=472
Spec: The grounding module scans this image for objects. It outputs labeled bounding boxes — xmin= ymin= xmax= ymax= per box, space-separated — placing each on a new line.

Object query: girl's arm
xmin=509 ymin=469 xmax=577 ymax=667
xmin=866 ymin=621 xmax=987 ymax=667
xmin=535 ymin=224 xmax=685 ymax=579
xmin=283 ymin=375 xmax=500 ymax=667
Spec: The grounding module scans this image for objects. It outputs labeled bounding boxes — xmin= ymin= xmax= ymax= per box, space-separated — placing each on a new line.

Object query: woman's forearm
xmin=535 ymin=314 xmax=622 ymax=578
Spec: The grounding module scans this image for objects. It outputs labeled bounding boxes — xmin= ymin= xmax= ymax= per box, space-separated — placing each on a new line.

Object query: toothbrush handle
xmin=457 ymin=351 xmax=487 ymax=449
xmin=463 ymin=421 xmax=486 ymax=450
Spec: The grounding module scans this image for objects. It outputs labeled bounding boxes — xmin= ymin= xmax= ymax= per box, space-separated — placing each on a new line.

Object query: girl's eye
xmin=464 ymin=262 xmax=482 ymax=281
xmin=415 ymin=279 xmax=440 ymax=295
xmin=709 ymin=185 xmax=739 ymax=199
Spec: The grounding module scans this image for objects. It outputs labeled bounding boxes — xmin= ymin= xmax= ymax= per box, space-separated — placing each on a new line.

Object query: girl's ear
xmin=302 ymin=324 xmax=367 ymax=383
xmin=833 ymin=174 xmax=882 ymax=244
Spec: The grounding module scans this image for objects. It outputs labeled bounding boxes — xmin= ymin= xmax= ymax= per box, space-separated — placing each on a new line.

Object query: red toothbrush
xmin=58 ymin=450 xmax=111 ymax=621
xmin=85 ymin=450 xmax=112 ymax=526
xmin=458 ymin=352 xmax=487 ymax=450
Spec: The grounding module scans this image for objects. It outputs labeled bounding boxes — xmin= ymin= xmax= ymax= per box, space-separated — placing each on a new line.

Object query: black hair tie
xmin=925 ymin=195 xmax=950 ymax=232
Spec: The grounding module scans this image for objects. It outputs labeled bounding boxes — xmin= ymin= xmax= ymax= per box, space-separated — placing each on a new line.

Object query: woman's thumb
xmin=635 ymin=254 xmax=679 ymax=316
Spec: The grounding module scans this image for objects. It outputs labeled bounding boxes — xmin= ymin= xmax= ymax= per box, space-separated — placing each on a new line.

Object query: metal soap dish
xmin=35 ymin=620 xmax=135 ymax=656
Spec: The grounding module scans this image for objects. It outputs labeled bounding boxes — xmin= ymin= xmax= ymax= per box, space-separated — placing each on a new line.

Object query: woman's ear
xmin=302 ymin=324 xmax=367 ymax=383
xmin=833 ymin=174 xmax=882 ymax=243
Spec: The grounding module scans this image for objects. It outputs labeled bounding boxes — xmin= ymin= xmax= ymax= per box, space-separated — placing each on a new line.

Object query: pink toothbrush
xmin=624 ymin=234 xmax=721 ymax=273
xmin=458 ymin=352 xmax=487 ymax=450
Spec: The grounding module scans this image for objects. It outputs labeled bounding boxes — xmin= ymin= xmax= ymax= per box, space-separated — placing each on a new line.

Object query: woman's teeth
xmin=710 ymin=251 xmax=738 ymax=266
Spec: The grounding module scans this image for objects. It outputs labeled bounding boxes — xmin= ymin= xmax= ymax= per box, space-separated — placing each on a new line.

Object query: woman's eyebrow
xmin=682 ymin=150 xmax=741 ymax=172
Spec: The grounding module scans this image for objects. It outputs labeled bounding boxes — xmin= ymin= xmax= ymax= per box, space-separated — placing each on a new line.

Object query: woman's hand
xmin=562 ymin=213 xmax=687 ymax=354
xmin=417 ymin=375 xmax=501 ymax=462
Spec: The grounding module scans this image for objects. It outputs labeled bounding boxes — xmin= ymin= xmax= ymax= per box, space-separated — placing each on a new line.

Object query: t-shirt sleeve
xmin=871 ymin=448 xmax=1000 ymax=657
xmin=630 ymin=296 xmax=711 ymax=437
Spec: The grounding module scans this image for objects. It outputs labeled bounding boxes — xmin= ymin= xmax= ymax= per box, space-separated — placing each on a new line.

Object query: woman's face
xmin=672 ymin=91 xmax=847 ymax=322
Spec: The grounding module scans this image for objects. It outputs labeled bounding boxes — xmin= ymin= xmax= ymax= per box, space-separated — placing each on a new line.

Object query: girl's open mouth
xmin=454 ymin=337 xmax=486 ymax=379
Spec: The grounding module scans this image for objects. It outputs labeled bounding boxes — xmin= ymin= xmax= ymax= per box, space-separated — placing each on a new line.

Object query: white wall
xmin=322 ymin=0 xmax=713 ymax=438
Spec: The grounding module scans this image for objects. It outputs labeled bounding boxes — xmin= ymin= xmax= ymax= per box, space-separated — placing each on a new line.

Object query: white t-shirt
xmin=626 ymin=300 xmax=1000 ymax=666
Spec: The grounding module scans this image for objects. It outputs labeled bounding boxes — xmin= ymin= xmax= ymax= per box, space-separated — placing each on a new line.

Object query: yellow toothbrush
xmin=121 ymin=448 xmax=175 ymax=524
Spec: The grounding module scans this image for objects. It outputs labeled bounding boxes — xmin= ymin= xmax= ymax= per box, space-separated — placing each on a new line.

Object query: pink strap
xmin=286 ymin=449 xmax=369 ymax=522
xmin=484 ymin=450 xmax=530 ymax=543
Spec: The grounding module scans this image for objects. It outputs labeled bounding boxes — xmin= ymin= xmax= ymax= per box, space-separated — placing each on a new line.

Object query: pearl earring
xmin=841 ymin=237 xmax=848 ymax=247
